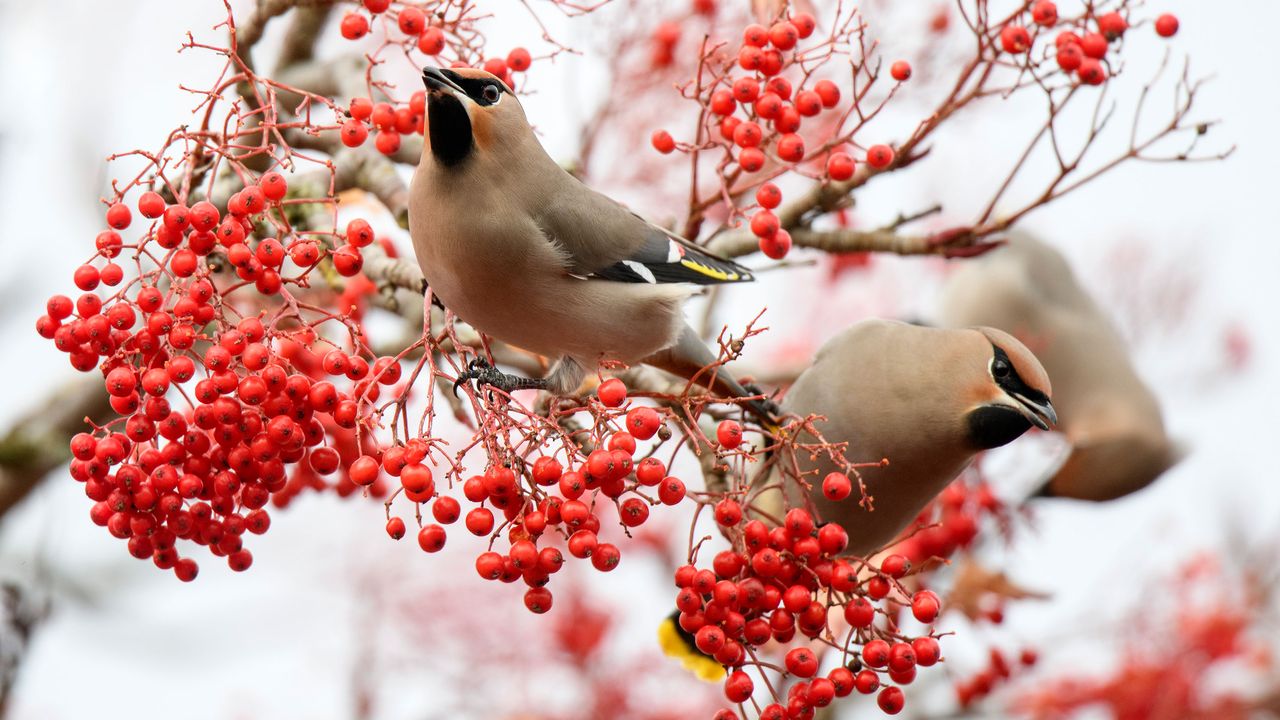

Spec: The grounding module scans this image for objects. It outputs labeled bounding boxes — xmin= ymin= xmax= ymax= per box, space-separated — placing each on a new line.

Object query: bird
xmin=936 ymin=234 xmax=1182 ymax=501
xmin=768 ymin=319 xmax=1056 ymax=556
xmin=408 ymin=66 xmax=775 ymax=420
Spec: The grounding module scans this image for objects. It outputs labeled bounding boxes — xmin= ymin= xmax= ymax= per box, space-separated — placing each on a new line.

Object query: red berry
xmin=776 ymin=133 xmax=805 ymax=163
xmin=137 ymin=191 xmax=165 ymax=219
xmin=881 ymin=554 xmax=911 ymax=578
xmin=866 ymin=144 xmax=895 ymax=169
xmin=785 ymin=647 xmax=818 ymax=678
xmin=890 ymin=60 xmax=912 ymax=81
xmin=1032 ymin=1 xmax=1057 ymax=26
xmin=742 ymin=24 xmax=768 ymax=47
xmin=878 ymin=686 xmax=905 ymax=714
xmin=651 ymin=130 xmax=676 ymax=154
xmin=794 ymin=90 xmax=822 ymax=116
xmin=814 ymin=79 xmax=840 ymax=108
xmin=1081 ymin=32 xmax=1109 ymax=59
xmin=862 ymin=639 xmax=890 ymax=667
xmin=733 ymin=121 xmax=763 ymax=148
xmin=1056 ymin=43 xmax=1083 ymax=72
xmin=732 ymin=77 xmax=760 ymax=103
xmin=658 ymin=476 xmax=686 ymax=505
xmin=912 ymin=590 xmax=941 ymax=623
xmin=260 ymin=171 xmax=288 ymax=200
xmin=591 ymin=543 xmax=620 ymax=572
xmin=826 ymin=152 xmax=855 ymax=181
xmin=341 ymin=119 xmax=369 ymax=147
xmin=106 ymin=202 xmax=131 ymax=230
xmin=375 ymin=130 xmax=401 ymax=155
xmin=768 ymin=22 xmax=798 ymax=50
xmin=791 ymin=12 xmax=816 ymax=38
xmin=913 ymin=637 xmax=941 ymax=666
xmin=1077 ymin=58 xmax=1107 ymax=85
xmin=843 ymin=597 xmax=875 ymax=627
xmin=756 ymin=183 xmax=782 ymax=209
xmin=598 ymin=377 xmax=627 ymax=407
xmin=759 ymin=229 xmax=791 ymax=259
xmin=855 ymin=669 xmax=879 ymax=694
xmin=1000 ymin=24 xmax=1031 ymax=53
xmin=717 ymin=420 xmax=744 ymax=449
xmin=738 ymin=147 xmax=765 ymax=173
xmin=724 ymin=670 xmax=754 ymax=702
xmin=350 ymin=455 xmax=379 ymax=486
xmin=508 ymin=47 xmax=533 ymax=72
xmin=465 ymin=507 xmax=494 ymax=536
xmin=1155 ymin=13 xmax=1179 ymax=38
xmin=714 ymin=498 xmax=743 ymax=526
xmin=398 ymin=7 xmax=425 ymax=34
xmin=385 ymin=517 xmax=406 ymax=540
xmin=340 ymin=13 xmax=369 ymax=40
xmin=524 ymin=587 xmax=553 ymax=614
xmin=822 ymin=471 xmax=852 ymax=501
xmin=1097 ymin=12 xmax=1128 ymax=39
xmin=418 ymin=27 xmax=446 ymax=55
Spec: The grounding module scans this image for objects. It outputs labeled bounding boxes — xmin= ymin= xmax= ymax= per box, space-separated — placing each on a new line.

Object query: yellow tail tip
xmin=658 ymin=615 xmax=726 ymax=682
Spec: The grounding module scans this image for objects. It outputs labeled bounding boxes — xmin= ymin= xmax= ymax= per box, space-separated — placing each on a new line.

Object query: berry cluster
xmin=649 ymin=12 xmax=905 ymax=261
xmin=676 ymin=501 xmax=945 ymax=717
xmin=365 ymin=378 xmax=690 ymax=615
xmin=1002 ymin=4 xmax=1181 ymax=87
xmin=36 ymin=173 xmax=402 ymax=579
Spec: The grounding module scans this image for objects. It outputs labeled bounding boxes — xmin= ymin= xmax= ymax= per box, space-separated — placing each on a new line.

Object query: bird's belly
xmin=418 ymin=238 xmax=686 ymax=364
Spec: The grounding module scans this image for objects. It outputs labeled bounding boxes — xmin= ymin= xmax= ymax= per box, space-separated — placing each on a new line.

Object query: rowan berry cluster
xmin=36 ymin=171 xmax=403 ymax=580
xmin=681 ymin=500 xmax=947 ymax=717
xmin=1001 ymin=3 xmax=1181 ymax=87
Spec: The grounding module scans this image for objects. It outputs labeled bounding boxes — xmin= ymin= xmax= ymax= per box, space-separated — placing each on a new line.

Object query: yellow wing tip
xmin=658 ymin=616 xmax=726 ymax=682
xmin=680 ymin=258 xmax=744 ymax=282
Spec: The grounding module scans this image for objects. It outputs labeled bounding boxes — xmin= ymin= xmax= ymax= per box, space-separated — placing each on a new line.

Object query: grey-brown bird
xmin=771 ymin=319 xmax=1055 ymax=556
xmin=408 ymin=66 xmax=774 ymax=419
xmin=937 ymin=234 xmax=1182 ymax=501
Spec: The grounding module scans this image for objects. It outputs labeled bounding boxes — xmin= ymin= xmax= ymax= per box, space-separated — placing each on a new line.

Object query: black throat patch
xmin=966 ymin=406 xmax=1033 ymax=450
xmin=427 ymin=93 xmax=473 ymax=168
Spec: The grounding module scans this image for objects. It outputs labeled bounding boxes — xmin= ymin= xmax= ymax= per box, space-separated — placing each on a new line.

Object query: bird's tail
xmin=643 ymin=323 xmax=781 ymax=429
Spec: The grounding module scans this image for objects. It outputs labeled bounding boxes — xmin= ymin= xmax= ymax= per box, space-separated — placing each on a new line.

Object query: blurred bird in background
xmin=937 ymin=234 xmax=1183 ymax=501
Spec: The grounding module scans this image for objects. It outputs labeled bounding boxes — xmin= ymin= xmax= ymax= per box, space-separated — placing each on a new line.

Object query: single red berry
xmin=1000 ymin=24 xmax=1032 ymax=53
xmin=465 ymin=507 xmax=495 ymax=536
xmin=862 ymin=639 xmax=890 ymax=668
xmin=1097 ymin=12 xmax=1128 ymax=39
xmin=418 ymin=27 xmax=446 ymax=55
xmin=791 ymin=12 xmax=816 ymax=38
xmin=398 ymin=6 xmax=425 ymax=34
xmin=1032 ymin=1 xmax=1057 ymax=26
xmin=878 ymin=686 xmax=905 ymax=714
xmin=776 ymin=133 xmax=805 ymax=162
xmin=881 ymin=554 xmax=911 ymax=578
xmin=743 ymin=23 xmax=768 ymax=47
xmin=888 ymin=642 xmax=916 ymax=673
xmin=341 ymin=119 xmax=369 ymax=147
xmin=913 ymin=637 xmax=941 ymax=666
xmin=738 ymin=147 xmax=765 ymax=173
xmin=814 ymin=79 xmax=840 ymax=108
xmin=508 ymin=47 xmax=533 ymax=72
xmin=658 ymin=476 xmax=686 ymax=505
xmin=340 ymin=13 xmax=369 ymax=40
xmin=890 ymin=60 xmax=912 ymax=81
xmin=385 ymin=517 xmax=406 ymax=540
xmin=1056 ymin=43 xmax=1083 ymax=72
xmin=733 ymin=121 xmax=763 ymax=148
xmin=137 ymin=191 xmax=165 ymax=219
xmin=350 ymin=455 xmax=379 ymax=485
xmin=524 ymin=587 xmax=553 ymax=614
xmin=756 ymin=183 xmax=782 ymax=209
xmin=794 ymin=89 xmax=822 ymax=116
xmin=866 ymin=144 xmax=895 ymax=169
xmin=1080 ymin=32 xmax=1109 ymax=59
xmin=1077 ymin=58 xmax=1107 ymax=85
xmin=714 ymin=498 xmax=743 ymax=526
xmin=768 ymin=22 xmax=798 ymax=50
xmin=598 ymin=377 xmax=627 ymax=407
xmin=717 ymin=420 xmax=744 ymax=449
xmin=759 ymin=229 xmax=791 ymax=259
xmin=1155 ymin=13 xmax=1179 ymax=38
xmin=375 ymin=130 xmax=401 ymax=155
xmin=822 ymin=471 xmax=852 ymax=501
xmin=911 ymin=590 xmax=941 ymax=623
xmin=106 ymin=202 xmax=132 ymax=230
xmin=591 ymin=543 xmax=621 ymax=572
xmin=724 ymin=670 xmax=754 ymax=702
xmin=844 ymin=597 xmax=875 ymax=627
xmin=651 ymin=130 xmax=676 ymax=154
xmin=363 ymin=0 xmax=389 ymax=12
xmin=785 ymin=647 xmax=818 ymax=678
xmin=855 ymin=669 xmax=879 ymax=694
xmin=826 ymin=152 xmax=855 ymax=181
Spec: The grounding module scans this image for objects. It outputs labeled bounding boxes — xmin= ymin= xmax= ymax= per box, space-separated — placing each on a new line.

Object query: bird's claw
xmin=452 ymin=357 xmax=548 ymax=396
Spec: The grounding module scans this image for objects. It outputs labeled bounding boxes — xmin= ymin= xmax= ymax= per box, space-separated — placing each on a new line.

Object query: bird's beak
xmin=1012 ymin=392 xmax=1057 ymax=430
xmin=422 ymin=66 xmax=466 ymax=97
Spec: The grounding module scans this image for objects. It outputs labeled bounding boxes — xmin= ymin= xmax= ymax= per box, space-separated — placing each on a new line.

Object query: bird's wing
xmin=536 ymin=183 xmax=754 ymax=285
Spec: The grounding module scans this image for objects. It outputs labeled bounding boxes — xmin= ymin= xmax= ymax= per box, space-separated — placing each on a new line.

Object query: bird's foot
xmin=740 ymin=381 xmax=783 ymax=427
xmin=452 ymin=357 xmax=549 ymax=396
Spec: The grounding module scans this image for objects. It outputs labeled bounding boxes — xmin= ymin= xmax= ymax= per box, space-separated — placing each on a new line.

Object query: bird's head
xmin=964 ymin=326 xmax=1057 ymax=449
xmin=421 ymin=66 xmax=528 ymax=169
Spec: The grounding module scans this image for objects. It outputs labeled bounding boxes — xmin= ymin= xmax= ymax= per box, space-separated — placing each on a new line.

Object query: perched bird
xmin=409 ymin=67 xmax=773 ymax=419
xmin=773 ymin=319 xmax=1056 ymax=556
xmin=659 ymin=319 xmax=1054 ymax=679
xmin=937 ymin=234 xmax=1182 ymax=501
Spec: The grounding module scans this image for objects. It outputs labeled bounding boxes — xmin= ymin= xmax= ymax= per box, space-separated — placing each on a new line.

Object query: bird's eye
xmin=992 ymin=358 xmax=1011 ymax=379
xmin=481 ymin=84 xmax=501 ymax=104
